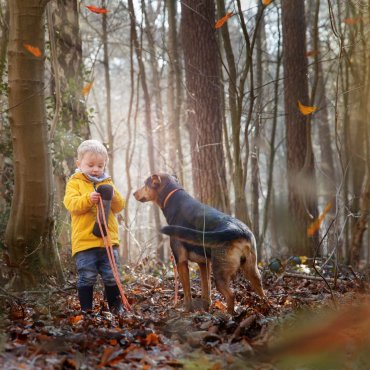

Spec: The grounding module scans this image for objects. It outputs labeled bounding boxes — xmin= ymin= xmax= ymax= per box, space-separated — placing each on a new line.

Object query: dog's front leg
xmin=198 ymin=262 xmax=211 ymax=311
xmin=177 ymin=261 xmax=194 ymax=312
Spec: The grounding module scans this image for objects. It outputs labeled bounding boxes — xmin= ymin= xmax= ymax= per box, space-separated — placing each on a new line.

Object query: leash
xmin=96 ymin=197 xmax=132 ymax=311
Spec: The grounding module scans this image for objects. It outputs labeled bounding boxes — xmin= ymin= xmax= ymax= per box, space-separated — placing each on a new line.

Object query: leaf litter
xmin=0 ymin=257 xmax=370 ymax=369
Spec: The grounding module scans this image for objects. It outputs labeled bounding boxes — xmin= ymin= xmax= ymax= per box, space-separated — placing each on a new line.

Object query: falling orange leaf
xmin=343 ymin=17 xmax=361 ymax=25
xmin=262 ymin=0 xmax=272 ymax=5
xmin=305 ymin=50 xmax=320 ymax=57
xmin=82 ymin=81 xmax=94 ymax=96
xmin=298 ymin=100 xmax=317 ymax=115
xmin=215 ymin=12 xmax=233 ymax=29
xmin=23 ymin=44 xmax=42 ymax=57
xmin=86 ymin=5 xmax=109 ymax=14
xmin=307 ymin=202 xmax=332 ymax=237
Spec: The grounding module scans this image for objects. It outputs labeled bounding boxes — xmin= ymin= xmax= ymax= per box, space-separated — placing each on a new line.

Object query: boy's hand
xmin=90 ymin=191 xmax=101 ymax=204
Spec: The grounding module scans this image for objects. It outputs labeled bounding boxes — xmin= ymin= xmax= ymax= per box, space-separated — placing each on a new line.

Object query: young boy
xmin=63 ymin=139 xmax=126 ymax=315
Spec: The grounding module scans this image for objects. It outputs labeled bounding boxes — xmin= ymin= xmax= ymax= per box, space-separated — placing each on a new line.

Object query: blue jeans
xmin=75 ymin=247 xmax=120 ymax=288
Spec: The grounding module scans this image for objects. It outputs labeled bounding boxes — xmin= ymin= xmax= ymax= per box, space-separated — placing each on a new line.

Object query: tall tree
xmin=101 ymin=0 xmax=114 ymax=178
xmin=181 ymin=0 xmax=228 ymax=211
xmin=47 ymin=0 xmax=90 ymax=247
xmin=281 ymin=0 xmax=318 ymax=256
xmin=167 ymin=0 xmax=184 ymax=183
xmin=6 ymin=0 xmax=63 ymax=288
xmin=127 ymin=0 xmax=164 ymax=260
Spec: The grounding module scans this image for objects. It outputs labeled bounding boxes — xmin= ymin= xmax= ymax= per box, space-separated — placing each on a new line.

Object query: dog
xmin=133 ymin=173 xmax=265 ymax=314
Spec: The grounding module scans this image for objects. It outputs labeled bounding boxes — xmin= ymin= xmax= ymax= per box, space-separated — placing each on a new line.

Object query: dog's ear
xmin=172 ymin=174 xmax=179 ymax=183
xmin=150 ymin=174 xmax=161 ymax=188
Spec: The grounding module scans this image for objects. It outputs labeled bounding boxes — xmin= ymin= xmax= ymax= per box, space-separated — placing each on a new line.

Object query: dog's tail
xmin=161 ymin=225 xmax=252 ymax=246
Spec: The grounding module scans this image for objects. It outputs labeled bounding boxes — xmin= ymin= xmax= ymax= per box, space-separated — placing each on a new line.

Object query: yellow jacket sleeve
xmin=63 ymin=178 xmax=94 ymax=215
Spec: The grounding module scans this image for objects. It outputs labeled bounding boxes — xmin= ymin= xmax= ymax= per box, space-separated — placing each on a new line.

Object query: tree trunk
xmin=281 ymin=0 xmax=318 ymax=256
xmin=181 ymin=0 xmax=228 ymax=211
xmin=0 ymin=0 xmax=9 ymax=83
xmin=0 ymin=0 xmax=10 ymax=215
xmin=252 ymin=3 xmax=265 ymax=253
xmin=6 ymin=0 xmax=63 ymax=289
xmin=142 ymin=1 xmax=166 ymax=169
xmin=48 ymin=0 xmax=90 ymax=248
xmin=128 ymin=0 xmax=164 ymax=260
xmin=167 ymin=0 xmax=184 ymax=183
xmin=102 ymin=0 xmax=114 ymax=178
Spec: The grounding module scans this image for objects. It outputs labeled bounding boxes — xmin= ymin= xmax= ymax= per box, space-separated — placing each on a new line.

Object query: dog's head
xmin=133 ymin=173 xmax=180 ymax=206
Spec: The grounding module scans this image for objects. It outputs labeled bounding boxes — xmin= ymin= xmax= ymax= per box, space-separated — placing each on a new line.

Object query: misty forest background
xmin=0 ymin=0 xmax=370 ymax=288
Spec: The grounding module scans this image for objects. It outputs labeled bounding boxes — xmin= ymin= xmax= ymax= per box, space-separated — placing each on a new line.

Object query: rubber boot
xmin=92 ymin=184 xmax=113 ymax=237
xmin=105 ymin=285 xmax=124 ymax=315
xmin=78 ymin=285 xmax=94 ymax=313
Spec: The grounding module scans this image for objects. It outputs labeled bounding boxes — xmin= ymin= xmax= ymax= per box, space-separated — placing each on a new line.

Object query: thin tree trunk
xmin=123 ymin=38 xmax=139 ymax=262
xmin=128 ymin=0 xmax=164 ymax=261
xmin=252 ymin=3 xmax=265 ymax=253
xmin=102 ymin=0 xmax=114 ymax=178
xmin=0 ymin=0 xmax=9 ymax=213
xmin=167 ymin=0 xmax=184 ymax=183
xmin=260 ymin=8 xmax=282 ymax=252
xmin=142 ymin=1 xmax=166 ymax=168
xmin=0 ymin=0 xmax=9 ymax=83
xmin=6 ymin=0 xmax=63 ymax=289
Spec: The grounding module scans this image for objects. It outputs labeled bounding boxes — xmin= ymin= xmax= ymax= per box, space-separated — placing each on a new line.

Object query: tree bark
xmin=281 ymin=0 xmax=318 ymax=256
xmin=181 ymin=0 xmax=228 ymax=211
xmin=6 ymin=0 xmax=63 ymax=289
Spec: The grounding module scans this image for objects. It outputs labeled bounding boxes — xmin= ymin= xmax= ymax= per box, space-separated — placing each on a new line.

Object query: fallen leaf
xmin=68 ymin=315 xmax=83 ymax=325
xmin=23 ymin=44 xmax=42 ymax=57
xmin=86 ymin=5 xmax=109 ymax=14
xmin=215 ymin=12 xmax=233 ymax=29
xmin=213 ymin=300 xmax=226 ymax=311
xmin=141 ymin=332 xmax=159 ymax=346
xmin=98 ymin=346 xmax=120 ymax=367
xmin=298 ymin=100 xmax=317 ymax=115
xmin=82 ymin=81 xmax=94 ymax=96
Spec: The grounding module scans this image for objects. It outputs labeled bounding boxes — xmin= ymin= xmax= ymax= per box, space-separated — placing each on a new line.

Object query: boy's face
xmin=77 ymin=152 xmax=106 ymax=178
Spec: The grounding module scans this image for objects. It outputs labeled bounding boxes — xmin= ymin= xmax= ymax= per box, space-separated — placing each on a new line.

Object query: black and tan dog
xmin=134 ymin=173 xmax=265 ymax=314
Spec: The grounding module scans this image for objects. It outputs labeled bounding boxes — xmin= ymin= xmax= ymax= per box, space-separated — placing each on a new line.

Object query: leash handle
xmin=96 ymin=198 xmax=132 ymax=311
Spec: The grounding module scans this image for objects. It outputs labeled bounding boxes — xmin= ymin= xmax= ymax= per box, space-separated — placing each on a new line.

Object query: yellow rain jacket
xmin=63 ymin=172 xmax=125 ymax=256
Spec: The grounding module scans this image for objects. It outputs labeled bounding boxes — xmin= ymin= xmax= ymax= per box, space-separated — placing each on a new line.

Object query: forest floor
xmin=1 ymin=254 xmax=370 ymax=370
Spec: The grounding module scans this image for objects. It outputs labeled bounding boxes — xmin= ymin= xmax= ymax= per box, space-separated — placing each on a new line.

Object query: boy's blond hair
xmin=77 ymin=140 xmax=109 ymax=161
